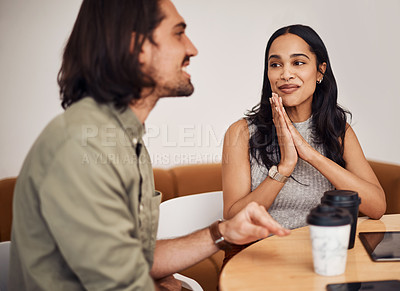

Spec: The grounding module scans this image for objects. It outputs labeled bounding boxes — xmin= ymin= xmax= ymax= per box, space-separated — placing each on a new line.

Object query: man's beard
xmin=146 ymin=59 xmax=195 ymax=97
xmin=152 ymin=77 xmax=194 ymax=98
xmin=162 ymin=79 xmax=194 ymax=97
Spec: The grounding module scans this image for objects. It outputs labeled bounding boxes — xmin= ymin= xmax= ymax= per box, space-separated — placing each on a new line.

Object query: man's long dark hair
xmin=246 ymin=24 xmax=350 ymax=170
xmin=58 ymin=0 xmax=164 ymax=110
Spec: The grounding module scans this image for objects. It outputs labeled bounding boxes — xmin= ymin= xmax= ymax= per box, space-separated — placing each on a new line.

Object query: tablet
xmin=359 ymin=231 xmax=400 ymax=262
xmin=326 ymin=280 xmax=400 ymax=291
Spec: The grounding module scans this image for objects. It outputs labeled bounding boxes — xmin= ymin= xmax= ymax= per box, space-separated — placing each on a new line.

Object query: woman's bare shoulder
xmin=224 ymin=119 xmax=249 ymax=148
xmin=227 ymin=118 xmax=249 ymax=135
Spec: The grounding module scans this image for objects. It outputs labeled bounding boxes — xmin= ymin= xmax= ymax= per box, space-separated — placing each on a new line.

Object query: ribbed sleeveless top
xmin=247 ymin=117 xmax=334 ymax=229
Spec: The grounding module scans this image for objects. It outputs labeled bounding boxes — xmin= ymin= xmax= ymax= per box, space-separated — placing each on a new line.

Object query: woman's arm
xmin=222 ymin=119 xmax=295 ymax=219
xmin=306 ymin=126 xmax=385 ymax=218
xmin=274 ymin=97 xmax=386 ymax=219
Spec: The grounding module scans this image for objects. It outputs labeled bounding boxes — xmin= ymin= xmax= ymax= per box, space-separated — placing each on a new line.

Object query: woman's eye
xmin=294 ymin=61 xmax=305 ymax=66
xmin=270 ymin=63 xmax=281 ymax=68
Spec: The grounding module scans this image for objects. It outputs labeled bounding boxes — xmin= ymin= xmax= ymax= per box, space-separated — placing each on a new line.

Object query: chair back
xmin=157 ymin=191 xmax=223 ymax=239
xmin=0 ymin=241 xmax=10 ymax=291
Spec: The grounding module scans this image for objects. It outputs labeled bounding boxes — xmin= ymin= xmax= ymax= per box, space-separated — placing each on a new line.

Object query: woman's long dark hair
xmin=58 ymin=0 xmax=164 ymax=111
xmin=246 ymin=24 xmax=350 ymax=170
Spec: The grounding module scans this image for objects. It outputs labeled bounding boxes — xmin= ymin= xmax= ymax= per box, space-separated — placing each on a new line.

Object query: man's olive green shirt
xmin=10 ymin=97 xmax=160 ymax=290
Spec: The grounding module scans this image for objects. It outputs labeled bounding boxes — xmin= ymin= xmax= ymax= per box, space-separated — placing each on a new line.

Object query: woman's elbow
xmin=369 ymin=210 xmax=385 ymax=220
xmin=368 ymin=195 xmax=386 ymax=220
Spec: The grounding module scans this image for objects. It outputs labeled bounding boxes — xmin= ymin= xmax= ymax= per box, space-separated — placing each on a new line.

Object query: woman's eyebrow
xmin=291 ymin=53 xmax=310 ymax=59
xmin=268 ymin=53 xmax=310 ymax=61
xmin=268 ymin=54 xmax=280 ymax=61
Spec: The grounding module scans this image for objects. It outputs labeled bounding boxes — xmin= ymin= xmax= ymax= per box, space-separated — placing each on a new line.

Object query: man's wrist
xmin=209 ymin=220 xmax=232 ymax=251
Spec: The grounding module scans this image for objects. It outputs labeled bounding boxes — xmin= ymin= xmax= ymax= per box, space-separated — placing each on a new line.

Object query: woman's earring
xmin=317 ymin=77 xmax=323 ymax=84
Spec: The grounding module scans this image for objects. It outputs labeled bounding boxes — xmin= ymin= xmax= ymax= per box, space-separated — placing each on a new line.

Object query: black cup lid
xmin=321 ymin=190 xmax=361 ymax=206
xmin=307 ymin=204 xmax=352 ymax=226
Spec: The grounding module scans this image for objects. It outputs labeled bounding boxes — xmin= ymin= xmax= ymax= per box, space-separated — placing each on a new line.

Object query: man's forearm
xmin=150 ymin=227 xmax=218 ymax=279
xmin=151 ymin=202 xmax=290 ymax=279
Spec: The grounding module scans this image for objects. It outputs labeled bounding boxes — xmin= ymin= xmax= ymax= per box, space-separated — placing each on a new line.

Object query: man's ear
xmin=130 ymin=32 xmax=151 ymax=65
xmin=318 ymin=62 xmax=327 ymax=78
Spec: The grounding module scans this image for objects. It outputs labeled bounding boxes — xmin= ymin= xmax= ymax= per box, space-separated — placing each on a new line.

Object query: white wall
xmin=1 ymin=0 xmax=399 ymax=179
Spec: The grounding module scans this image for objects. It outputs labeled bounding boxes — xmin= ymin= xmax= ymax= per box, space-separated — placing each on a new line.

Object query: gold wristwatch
xmin=268 ymin=165 xmax=289 ymax=183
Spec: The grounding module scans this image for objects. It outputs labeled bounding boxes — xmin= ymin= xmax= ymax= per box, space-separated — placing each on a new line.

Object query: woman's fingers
xmin=276 ymin=98 xmax=313 ymax=160
xmin=270 ymin=94 xmax=291 ymax=142
xmin=269 ymin=95 xmax=280 ymax=124
xmin=270 ymin=94 xmax=286 ymax=131
xmin=270 ymin=94 xmax=298 ymax=172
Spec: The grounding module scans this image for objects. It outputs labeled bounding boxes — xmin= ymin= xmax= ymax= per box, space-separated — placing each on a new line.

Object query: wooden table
xmin=220 ymin=214 xmax=400 ymax=291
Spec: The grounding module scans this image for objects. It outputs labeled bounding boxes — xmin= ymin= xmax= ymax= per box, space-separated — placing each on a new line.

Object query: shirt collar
xmin=109 ymin=104 xmax=145 ymax=143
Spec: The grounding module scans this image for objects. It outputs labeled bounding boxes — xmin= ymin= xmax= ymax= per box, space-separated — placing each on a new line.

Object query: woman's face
xmin=267 ymin=33 xmax=325 ymax=110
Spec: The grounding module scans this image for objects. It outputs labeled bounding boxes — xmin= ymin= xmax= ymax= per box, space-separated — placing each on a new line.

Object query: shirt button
xmin=139 ymin=203 xmax=144 ymax=212
xmin=132 ymin=138 xmax=138 ymax=145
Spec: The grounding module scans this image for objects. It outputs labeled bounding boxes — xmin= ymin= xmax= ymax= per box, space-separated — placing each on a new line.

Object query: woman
xmin=222 ymin=24 xmax=386 ymax=261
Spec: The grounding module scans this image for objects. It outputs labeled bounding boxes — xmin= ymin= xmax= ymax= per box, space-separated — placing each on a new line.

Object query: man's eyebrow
xmin=268 ymin=53 xmax=310 ymax=61
xmin=174 ymin=22 xmax=187 ymax=29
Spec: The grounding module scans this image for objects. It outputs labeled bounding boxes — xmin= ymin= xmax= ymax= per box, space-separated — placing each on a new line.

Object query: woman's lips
xmin=278 ymin=84 xmax=299 ymax=94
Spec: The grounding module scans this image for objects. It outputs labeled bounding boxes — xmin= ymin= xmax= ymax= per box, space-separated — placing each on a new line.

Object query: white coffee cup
xmin=307 ymin=204 xmax=352 ymax=276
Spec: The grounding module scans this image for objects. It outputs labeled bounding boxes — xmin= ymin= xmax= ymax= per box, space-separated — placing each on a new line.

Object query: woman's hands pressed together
xmin=270 ymin=93 xmax=316 ymax=169
xmin=270 ymin=93 xmax=297 ymax=176
xmin=269 ymin=93 xmax=386 ymax=219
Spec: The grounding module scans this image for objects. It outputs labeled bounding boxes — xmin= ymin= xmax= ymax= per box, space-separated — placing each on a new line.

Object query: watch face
xmin=269 ymin=165 xmax=277 ymax=176
xmin=269 ymin=165 xmax=287 ymax=183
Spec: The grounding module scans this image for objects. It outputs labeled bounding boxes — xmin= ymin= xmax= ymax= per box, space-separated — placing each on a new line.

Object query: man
xmin=9 ymin=0 xmax=290 ymax=290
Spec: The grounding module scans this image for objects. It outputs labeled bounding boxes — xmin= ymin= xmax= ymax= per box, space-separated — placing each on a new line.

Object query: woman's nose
xmin=281 ymin=67 xmax=294 ymax=81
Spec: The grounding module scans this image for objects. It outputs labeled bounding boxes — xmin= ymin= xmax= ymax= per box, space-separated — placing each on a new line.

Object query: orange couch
xmin=368 ymin=160 xmax=400 ymax=214
xmin=0 ymin=177 xmax=15 ymax=242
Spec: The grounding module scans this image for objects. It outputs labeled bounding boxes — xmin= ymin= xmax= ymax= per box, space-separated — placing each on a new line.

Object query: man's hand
xmin=151 ymin=202 xmax=289 ymax=279
xmin=155 ymin=275 xmax=182 ymax=291
xmin=219 ymin=201 xmax=290 ymax=245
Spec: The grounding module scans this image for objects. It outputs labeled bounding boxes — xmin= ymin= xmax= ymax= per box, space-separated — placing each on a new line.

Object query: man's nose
xmin=185 ymin=35 xmax=198 ymax=57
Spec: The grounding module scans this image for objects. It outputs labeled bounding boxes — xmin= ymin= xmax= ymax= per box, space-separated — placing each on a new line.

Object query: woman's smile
xmin=278 ymin=84 xmax=300 ymax=94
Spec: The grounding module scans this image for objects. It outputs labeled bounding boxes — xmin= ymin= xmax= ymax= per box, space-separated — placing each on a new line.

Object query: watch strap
xmin=269 ymin=165 xmax=289 ymax=183
xmin=209 ymin=220 xmax=232 ymax=251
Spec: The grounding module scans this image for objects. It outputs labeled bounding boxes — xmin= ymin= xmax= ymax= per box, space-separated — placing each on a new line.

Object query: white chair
xmin=0 ymin=241 xmax=10 ymax=291
xmin=157 ymin=191 xmax=224 ymax=291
